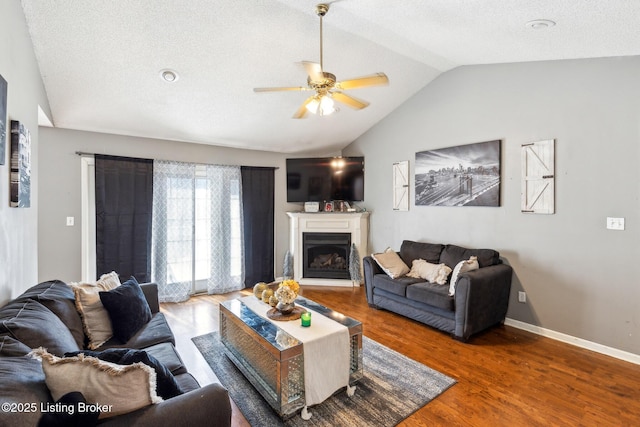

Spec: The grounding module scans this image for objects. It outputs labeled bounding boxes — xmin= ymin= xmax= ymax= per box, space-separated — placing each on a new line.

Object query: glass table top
xmin=221 ymin=296 xmax=361 ymax=351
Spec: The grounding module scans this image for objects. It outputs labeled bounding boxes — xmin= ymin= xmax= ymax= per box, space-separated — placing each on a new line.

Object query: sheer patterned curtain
xmin=207 ymin=165 xmax=245 ymax=293
xmin=151 ymin=160 xmax=244 ymax=302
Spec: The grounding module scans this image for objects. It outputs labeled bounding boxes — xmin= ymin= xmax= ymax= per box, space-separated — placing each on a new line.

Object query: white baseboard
xmin=504 ymin=318 xmax=640 ymax=366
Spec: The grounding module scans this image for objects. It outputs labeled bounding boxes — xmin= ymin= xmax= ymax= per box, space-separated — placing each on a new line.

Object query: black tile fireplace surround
xmin=302 ymin=232 xmax=351 ymax=279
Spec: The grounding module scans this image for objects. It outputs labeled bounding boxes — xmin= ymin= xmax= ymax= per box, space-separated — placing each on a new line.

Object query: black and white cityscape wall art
xmin=0 ymin=74 xmax=7 ymax=165
xmin=10 ymin=120 xmax=31 ymax=208
xmin=415 ymin=140 xmax=501 ymax=207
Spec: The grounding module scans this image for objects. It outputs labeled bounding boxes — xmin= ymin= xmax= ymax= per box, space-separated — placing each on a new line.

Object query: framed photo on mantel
xmin=324 ymin=201 xmax=334 ymax=212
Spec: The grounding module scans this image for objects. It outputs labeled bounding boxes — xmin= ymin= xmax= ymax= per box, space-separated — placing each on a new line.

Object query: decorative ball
xmin=262 ymin=288 xmax=274 ymax=303
xmin=253 ymin=282 xmax=268 ymax=298
xmin=269 ymin=295 xmax=278 ymax=307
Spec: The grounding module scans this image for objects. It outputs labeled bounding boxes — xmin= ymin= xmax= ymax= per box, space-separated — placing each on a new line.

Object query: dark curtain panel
xmin=95 ymin=155 xmax=153 ymax=282
xmin=241 ymin=166 xmax=275 ymax=287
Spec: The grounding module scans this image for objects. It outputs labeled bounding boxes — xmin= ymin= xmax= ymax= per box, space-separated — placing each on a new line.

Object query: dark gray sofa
xmin=0 ymin=280 xmax=232 ymax=426
xmin=363 ymin=240 xmax=513 ymax=341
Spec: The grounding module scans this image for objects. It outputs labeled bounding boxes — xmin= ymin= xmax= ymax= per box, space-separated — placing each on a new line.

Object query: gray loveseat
xmin=0 ymin=280 xmax=231 ymax=426
xmin=363 ymin=240 xmax=513 ymax=341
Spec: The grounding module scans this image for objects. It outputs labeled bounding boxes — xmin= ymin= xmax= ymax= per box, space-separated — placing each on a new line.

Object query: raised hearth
xmin=288 ymin=212 xmax=369 ymax=287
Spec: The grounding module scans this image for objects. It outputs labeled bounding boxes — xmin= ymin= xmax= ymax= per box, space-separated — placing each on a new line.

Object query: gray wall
xmin=37 ymin=127 xmax=300 ymax=283
xmin=344 ymin=56 xmax=640 ymax=356
xmin=0 ymin=1 xmax=51 ymax=305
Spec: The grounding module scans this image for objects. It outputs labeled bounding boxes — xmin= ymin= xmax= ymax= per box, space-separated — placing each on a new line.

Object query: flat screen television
xmin=286 ymin=157 xmax=364 ymax=202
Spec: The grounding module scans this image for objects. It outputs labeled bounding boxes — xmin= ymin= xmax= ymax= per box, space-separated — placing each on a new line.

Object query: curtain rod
xmin=74 ymin=151 xmax=279 ymax=169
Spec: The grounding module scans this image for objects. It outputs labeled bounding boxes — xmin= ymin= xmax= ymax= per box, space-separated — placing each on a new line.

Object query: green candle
xmin=301 ymin=311 xmax=311 ymax=327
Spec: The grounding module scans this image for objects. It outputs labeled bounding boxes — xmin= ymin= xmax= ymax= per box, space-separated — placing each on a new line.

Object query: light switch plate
xmin=66 ymin=216 xmax=75 ymax=226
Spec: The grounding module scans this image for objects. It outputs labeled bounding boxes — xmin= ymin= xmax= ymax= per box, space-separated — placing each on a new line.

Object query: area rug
xmin=192 ymin=332 xmax=456 ymax=426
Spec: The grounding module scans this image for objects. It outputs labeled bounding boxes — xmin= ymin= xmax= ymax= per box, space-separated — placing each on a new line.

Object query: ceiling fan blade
xmin=254 ymin=86 xmax=310 ymax=92
xmin=336 ymin=73 xmax=389 ymax=90
xmin=293 ymin=96 xmax=315 ymax=119
xmin=301 ymin=61 xmax=324 ymax=81
xmin=332 ymin=92 xmax=369 ymax=110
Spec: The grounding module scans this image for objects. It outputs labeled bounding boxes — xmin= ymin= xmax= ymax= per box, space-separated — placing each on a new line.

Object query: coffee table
xmin=219 ymin=296 xmax=363 ymax=419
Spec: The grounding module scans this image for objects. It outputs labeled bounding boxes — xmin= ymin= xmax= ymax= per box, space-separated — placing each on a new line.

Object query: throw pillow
xmin=37 ymin=391 xmax=100 ymax=427
xmin=407 ymin=259 xmax=452 ymax=285
xmin=65 ymin=348 xmax=182 ymax=399
xmin=371 ymin=248 xmax=410 ymax=279
xmin=99 ymin=277 xmax=152 ymax=343
xmin=31 ymin=347 xmax=162 ymax=419
xmin=70 ymin=272 xmax=121 ymax=349
xmin=449 ymin=256 xmax=479 ymax=296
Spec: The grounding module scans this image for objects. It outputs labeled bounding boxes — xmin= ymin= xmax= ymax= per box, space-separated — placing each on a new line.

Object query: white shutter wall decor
xmin=521 ymin=139 xmax=555 ymax=214
xmin=393 ymin=161 xmax=409 ymax=211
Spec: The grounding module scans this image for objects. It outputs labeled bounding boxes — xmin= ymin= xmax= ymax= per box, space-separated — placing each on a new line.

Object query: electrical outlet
xmin=518 ymin=291 xmax=527 ymax=303
xmin=606 ymin=217 xmax=625 ymax=230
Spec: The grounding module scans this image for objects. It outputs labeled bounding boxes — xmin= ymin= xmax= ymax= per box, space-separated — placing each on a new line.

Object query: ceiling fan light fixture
xmin=306 ymin=94 xmax=335 ymax=116
xmin=253 ymin=3 xmax=387 ymax=118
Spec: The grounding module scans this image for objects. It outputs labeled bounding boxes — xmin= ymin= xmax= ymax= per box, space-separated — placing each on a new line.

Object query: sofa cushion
xmin=96 ymin=313 xmax=175 ymax=351
xmin=70 ymin=272 xmax=121 ymax=350
xmin=0 ymin=299 xmax=80 ymax=356
xmin=174 ymin=372 xmax=201 ymax=394
xmin=65 ymin=347 xmax=182 ymax=399
xmin=0 ymin=337 xmax=52 ymax=427
xmin=99 ymin=277 xmax=152 ymax=343
xmin=400 ymin=240 xmax=444 ymax=266
xmin=31 ymin=347 xmax=163 ymax=419
xmin=371 ymin=248 xmax=410 ymax=279
xmin=0 ymin=334 xmax=31 ymax=356
xmin=142 ymin=342 xmax=188 ymax=376
xmin=406 ymin=259 xmax=452 ymax=285
xmin=406 ymin=282 xmax=454 ymax=312
xmin=373 ymin=274 xmax=423 ymax=297
xmin=11 ymin=280 xmax=86 ymax=348
xmin=439 ymin=244 xmax=500 ymax=269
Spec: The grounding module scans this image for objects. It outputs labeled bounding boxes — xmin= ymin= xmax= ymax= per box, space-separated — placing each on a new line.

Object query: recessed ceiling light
xmin=526 ymin=19 xmax=556 ymax=30
xmin=160 ymin=69 xmax=179 ymax=82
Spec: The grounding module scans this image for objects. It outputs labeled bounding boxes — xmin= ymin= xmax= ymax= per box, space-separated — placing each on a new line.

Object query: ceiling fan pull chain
xmin=319 ymin=12 xmax=324 ymax=69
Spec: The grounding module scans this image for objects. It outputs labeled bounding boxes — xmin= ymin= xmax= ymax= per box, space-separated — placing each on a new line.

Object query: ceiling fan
xmin=253 ymin=3 xmax=389 ymax=119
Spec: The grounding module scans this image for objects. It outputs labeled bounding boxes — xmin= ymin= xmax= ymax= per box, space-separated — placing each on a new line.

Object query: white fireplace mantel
xmin=287 ymin=211 xmax=370 ymax=287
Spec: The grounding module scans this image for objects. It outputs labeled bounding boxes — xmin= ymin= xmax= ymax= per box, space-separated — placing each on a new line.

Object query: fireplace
xmin=303 ymin=232 xmax=351 ymax=279
xmin=287 ymin=211 xmax=369 ymax=287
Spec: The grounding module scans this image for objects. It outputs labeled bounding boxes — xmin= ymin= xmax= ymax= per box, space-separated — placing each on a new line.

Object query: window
xmin=152 ymin=161 xmax=244 ymax=301
xmin=81 ymin=157 xmax=245 ymax=300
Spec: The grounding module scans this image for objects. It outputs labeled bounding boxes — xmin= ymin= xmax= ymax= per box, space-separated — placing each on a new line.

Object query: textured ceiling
xmin=21 ymin=0 xmax=640 ymax=153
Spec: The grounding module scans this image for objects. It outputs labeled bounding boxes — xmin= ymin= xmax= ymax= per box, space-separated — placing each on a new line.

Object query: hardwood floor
xmin=161 ymin=286 xmax=640 ymax=426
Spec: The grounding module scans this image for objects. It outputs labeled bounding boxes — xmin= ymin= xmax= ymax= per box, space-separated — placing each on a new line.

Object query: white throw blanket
xmin=240 ymin=296 xmax=351 ymax=407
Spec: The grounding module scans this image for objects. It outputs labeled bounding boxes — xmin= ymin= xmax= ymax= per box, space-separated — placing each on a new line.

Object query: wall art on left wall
xmin=10 ymin=120 xmax=31 ymax=207
xmin=0 ymin=74 xmax=7 ymax=165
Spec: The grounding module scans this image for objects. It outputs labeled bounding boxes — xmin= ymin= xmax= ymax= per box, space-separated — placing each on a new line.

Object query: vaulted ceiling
xmin=21 ymin=0 xmax=640 ymax=153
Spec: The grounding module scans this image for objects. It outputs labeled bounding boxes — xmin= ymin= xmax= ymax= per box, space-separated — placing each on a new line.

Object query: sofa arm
xmin=139 ymin=283 xmax=160 ymax=314
xmin=98 ymin=383 xmax=232 ymax=427
xmin=362 ymin=256 xmax=382 ymax=306
xmin=453 ymin=263 xmax=513 ymax=341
